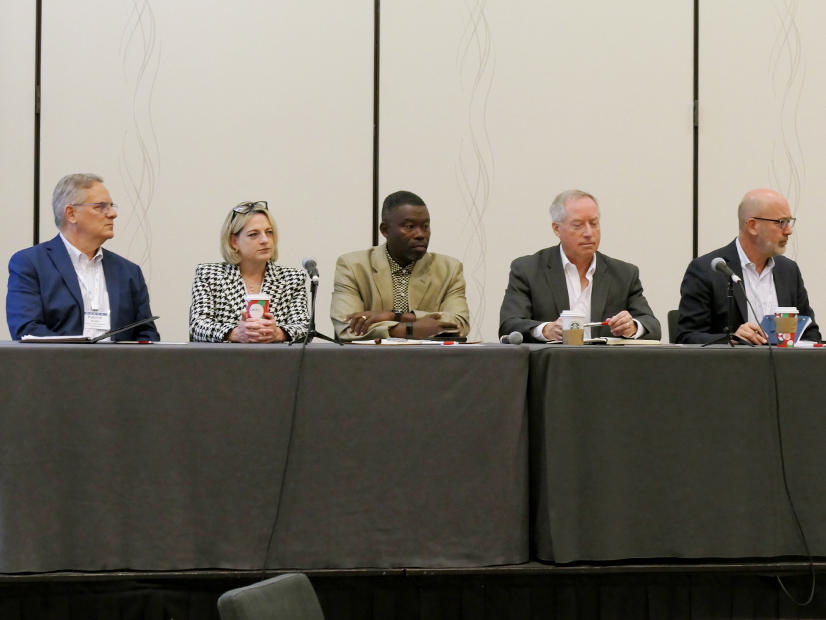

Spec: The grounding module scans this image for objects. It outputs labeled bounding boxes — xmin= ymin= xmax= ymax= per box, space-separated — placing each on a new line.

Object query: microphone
xmin=711 ymin=257 xmax=742 ymax=284
xmin=302 ymin=257 xmax=319 ymax=282
xmin=500 ymin=331 xmax=524 ymax=344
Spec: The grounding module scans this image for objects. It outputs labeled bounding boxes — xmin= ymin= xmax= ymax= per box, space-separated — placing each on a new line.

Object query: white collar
xmin=735 ymin=237 xmax=774 ymax=272
xmin=559 ymin=244 xmax=597 ymax=276
xmin=59 ymin=232 xmax=103 ymax=265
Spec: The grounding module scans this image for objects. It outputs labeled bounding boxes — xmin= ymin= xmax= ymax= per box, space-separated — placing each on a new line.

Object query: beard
xmin=759 ymin=236 xmax=787 ymax=257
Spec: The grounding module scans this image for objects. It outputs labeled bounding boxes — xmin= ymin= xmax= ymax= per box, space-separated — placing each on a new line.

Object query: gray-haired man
xmin=6 ymin=173 xmax=159 ymax=340
xmin=499 ymin=189 xmax=660 ymax=342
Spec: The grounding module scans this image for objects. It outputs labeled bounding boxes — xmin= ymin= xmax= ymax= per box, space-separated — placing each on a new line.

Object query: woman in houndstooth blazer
xmin=190 ymin=201 xmax=309 ymax=342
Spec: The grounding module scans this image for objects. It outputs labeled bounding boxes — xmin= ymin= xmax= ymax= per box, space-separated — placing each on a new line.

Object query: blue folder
xmin=759 ymin=315 xmax=811 ymax=345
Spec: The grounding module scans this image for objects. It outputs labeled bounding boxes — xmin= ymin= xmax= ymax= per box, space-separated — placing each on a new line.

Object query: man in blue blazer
xmin=6 ymin=173 xmax=159 ymax=341
xmin=677 ymin=188 xmax=819 ymax=344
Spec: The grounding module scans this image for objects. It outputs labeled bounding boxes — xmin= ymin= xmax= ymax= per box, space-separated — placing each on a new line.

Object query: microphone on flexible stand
xmin=302 ymin=257 xmax=319 ymax=283
xmin=702 ymin=257 xmax=751 ymax=347
xmin=711 ymin=257 xmax=742 ymax=284
xmin=500 ymin=331 xmax=524 ymax=344
xmin=289 ymin=257 xmax=340 ymax=346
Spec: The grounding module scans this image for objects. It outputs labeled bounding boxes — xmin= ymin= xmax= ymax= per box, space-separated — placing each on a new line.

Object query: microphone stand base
xmin=290 ymin=330 xmax=342 ymax=346
xmin=701 ymin=334 xmax=736 ymax=347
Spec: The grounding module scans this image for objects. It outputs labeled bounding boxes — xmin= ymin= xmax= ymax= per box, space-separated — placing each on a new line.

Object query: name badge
xmin=84 ymin=311 xmax=111 ymax=332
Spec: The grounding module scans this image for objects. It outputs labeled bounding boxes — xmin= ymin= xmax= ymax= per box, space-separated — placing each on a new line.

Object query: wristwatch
xmin=406 ymin=322 xmax=414 ymax=339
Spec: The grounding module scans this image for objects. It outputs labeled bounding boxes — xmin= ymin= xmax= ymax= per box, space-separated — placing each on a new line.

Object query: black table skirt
xmin=0 ymin=343 xmax=529 ymax=572
xmin=528 ymin=344 xmax=826 ymax=563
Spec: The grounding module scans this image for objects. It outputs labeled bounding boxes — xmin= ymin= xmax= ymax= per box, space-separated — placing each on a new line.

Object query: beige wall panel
xmin=40 ymin=1 xmax=373 ymax=341
xmin=699 ymin=0 xmax=826 ymax=321
xmin=0 ymin=0 xmax=35 ymax=340
xmin=381 ymin=1 xmax=694 ymax=342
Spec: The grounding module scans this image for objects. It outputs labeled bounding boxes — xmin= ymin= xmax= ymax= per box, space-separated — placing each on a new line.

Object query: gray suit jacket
xmin=499 ymin=245 xmax=661 ymax=342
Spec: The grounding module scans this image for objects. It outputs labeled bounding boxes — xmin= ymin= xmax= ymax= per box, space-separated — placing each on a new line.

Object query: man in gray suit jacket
xmin=499 ymin=190 xmax=661 ymax=342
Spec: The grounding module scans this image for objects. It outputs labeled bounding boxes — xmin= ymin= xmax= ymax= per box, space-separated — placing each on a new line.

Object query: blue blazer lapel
xmin=545 ymin=246 xmax=570 ymax=315
xmin=45 ymin=235 xmax=84 ymax=310
xmin=102 ymin=250 xmax=122 ymax=329
xmin=590 ymin=254 xmax=609 ymax=323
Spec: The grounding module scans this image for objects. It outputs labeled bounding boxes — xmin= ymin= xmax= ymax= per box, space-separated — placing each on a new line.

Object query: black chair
xmin=218 ymin=573 xmax=324 ymax=620
xmin=667 ymin=309 xmax=679 ymax=344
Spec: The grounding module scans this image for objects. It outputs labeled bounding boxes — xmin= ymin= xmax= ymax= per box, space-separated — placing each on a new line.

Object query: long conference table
xmin=0 ymin=341 xmax=824 ymax=574
xmin=0 ymin=343 xmax=529 ymax=572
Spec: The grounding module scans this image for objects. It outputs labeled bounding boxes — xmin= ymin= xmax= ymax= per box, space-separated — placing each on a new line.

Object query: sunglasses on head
xmin=231 ymin=201 xmax=268 ymax=222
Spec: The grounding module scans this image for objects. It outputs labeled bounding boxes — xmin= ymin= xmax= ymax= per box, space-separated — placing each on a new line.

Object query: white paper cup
xmin=561 ymin=310 xmax=586 ymax=345
xmin=244 ymin=294 xmax=271 ymax=320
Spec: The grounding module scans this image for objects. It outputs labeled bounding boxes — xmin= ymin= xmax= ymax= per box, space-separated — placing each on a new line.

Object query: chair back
xmin=218 ymin=573 xmax=324 ymax=620
xmin=667 ymin=309 xmax=679 ymax=344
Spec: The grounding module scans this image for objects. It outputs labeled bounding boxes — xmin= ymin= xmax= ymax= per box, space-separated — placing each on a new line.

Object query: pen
xmin=583 ymin=321 xmax=609 ymax=328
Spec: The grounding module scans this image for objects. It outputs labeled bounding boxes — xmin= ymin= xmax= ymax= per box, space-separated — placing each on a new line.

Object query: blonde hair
xmin=220 ymin=203 xmax=279 ymax=264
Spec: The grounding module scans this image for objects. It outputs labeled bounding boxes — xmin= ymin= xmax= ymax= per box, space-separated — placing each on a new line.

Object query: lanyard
xmin=78 ymin=259 xmax=103 ymax=311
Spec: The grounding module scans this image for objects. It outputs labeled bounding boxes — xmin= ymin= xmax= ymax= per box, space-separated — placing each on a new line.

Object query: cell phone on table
xmin=428 ymin=332 xmax=467 ymax=342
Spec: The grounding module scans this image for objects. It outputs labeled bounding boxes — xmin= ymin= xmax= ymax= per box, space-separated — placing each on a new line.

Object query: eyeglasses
xmin=231 ymin=201 xmax=268 ymax=222
xmin=71 ymin=202 xmax=119 ymax=214
xmin=752 ymin=216 xmax=796 ymax=230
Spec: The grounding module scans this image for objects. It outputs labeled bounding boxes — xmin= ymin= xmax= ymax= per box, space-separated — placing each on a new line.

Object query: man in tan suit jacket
xmin=331 ymin=191 xmax=470 ymax=342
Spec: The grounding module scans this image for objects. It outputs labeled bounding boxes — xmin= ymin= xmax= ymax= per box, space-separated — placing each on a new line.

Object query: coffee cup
xmin=244 ymin=294 xmax=271 ymax=320
xmin=774 ymin=306 xmax=798 ymax=348
xmin=561 ymin=310 xmax=586 ymax=345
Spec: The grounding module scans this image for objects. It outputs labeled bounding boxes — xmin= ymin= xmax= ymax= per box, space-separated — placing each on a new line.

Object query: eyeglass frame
xmin=70 ymin=202 xmax=119 ymax=215
xmin=751 ymin=216 xmax=796 ymax=230
xmin=231 ymin=201 xmax=268 ymax=223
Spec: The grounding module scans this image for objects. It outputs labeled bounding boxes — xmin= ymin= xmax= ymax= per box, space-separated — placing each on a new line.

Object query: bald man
xmin=676 ymin=188 xmax=820 ymax=344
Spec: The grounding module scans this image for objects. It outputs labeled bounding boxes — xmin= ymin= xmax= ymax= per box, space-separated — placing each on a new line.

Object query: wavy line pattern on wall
xmin=456 ymin=0 xmax=495 ymax=341
xmin=119 ymin=0 xmax=161 ymax=281
xmin=769 ymin=0 xmax=804 ymax=258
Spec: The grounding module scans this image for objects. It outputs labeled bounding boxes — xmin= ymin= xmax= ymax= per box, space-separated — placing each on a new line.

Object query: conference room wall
xmin=699 ymin=0 xmax=826 ymax=323
xmin=19 ymin=3 xmax=824 ymax=344
xmin=37 ymin=1 xmax=374 ymax=342
xmin=0 ymin=0 xmax=36 ymax=341
xmin=379 ymin=1 xmax=694 ymax=342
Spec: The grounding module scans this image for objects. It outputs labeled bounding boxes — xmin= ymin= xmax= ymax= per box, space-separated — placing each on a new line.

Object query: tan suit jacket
xmin=331 ymin=245 xmax=470 ymax=341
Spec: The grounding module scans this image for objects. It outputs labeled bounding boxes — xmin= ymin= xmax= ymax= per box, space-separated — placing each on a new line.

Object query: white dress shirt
xmin=59 ymin=233 xmax=111 ymax=339
xmin=736 ymin=238 xmax=778 ymax=324
xmin=532 ymin=246 xmax=645 ymax=341
xmin=533 ymin=247 xmax=595 ymax=340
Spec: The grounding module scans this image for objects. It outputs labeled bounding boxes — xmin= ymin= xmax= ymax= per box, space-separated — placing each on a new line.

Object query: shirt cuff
xmin=628 ymin=319 xmax=646 ymax=339
xmin=532 ymin=322 xmax=550 ymax=341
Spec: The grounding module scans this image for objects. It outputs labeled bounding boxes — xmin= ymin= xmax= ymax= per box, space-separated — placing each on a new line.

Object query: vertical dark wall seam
xmin=372 ymin=0 xmax=380 ymax=246
xmin=692 ymin=0 xmax=699 ymax=258
xmin=33 ymin=0 xmax=42 ymax=246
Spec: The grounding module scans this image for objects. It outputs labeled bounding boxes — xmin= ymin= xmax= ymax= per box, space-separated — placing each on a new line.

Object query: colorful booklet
xmin=759 ymin=314 xmax=811 ymax=345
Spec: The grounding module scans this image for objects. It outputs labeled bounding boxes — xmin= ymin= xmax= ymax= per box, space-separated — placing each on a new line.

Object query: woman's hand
xmin=228 ymin=311 xmax=288 ymax=343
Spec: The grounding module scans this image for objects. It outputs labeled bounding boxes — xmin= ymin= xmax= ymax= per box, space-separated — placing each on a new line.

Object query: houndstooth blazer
xmin=190 ymin=262 xmax=309 ymax=342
